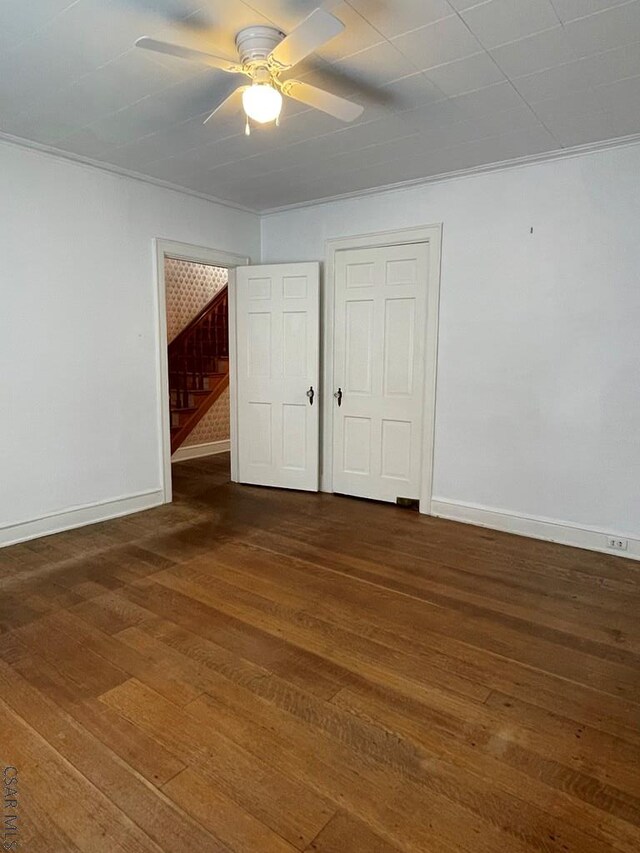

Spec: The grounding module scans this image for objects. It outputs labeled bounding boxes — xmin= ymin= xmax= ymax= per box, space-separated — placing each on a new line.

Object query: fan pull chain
xmin=245 ymin=117 xmax=251 ymax=136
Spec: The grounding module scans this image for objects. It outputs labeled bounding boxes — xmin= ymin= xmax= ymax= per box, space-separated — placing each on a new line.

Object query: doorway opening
xmin=166 ymin=257 xmax=230 ymax=461
xmin=155 ymin=239 xmax=249 ymax=503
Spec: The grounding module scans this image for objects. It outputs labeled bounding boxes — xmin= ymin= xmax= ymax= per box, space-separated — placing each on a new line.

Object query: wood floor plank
xmin=247 ymin=528 xmax=640 ymax=653
xmin=0 ymin=634 xmax=185 ymax=786
xmin=304 ymin=811 xmax=402 ymax=853
xmin=69 ymin=588 xmax=155 ymax=635
xmin=163 ymin=767 xmax=301 ymax=853
xmin=185 ymin=681 xmax=604 ymax=853
xmin=330 ymin=683 xmax=640 ymax=853
xmin=172 ymin=548 xmax=639 ymax=686
xmin=150 ymin=567 xmax=492 ymax=704
xmin=117 ymin=578 xmax=355 ymax=700
xmin=11 ymin=792 xmax=84 ymax=852
xmin=122 ymin=617 xmax=588 ymax=850
xmin=159 ymin=545 xmax=638 ymax=712
xmin=12 ymin=616 xmax=128 ymax=697
xmin=104 ymin=675 xmax=512 ymax=853
xmin=208 ymin=535 xmax=640 ymax=697
xmin=0 ymin=660 xmax=231 ymax=853
xmin=174 ymin=537 xmax=640 ymax=744
xmin=100 ymin=678 xmax=335 ymax=850
xmin=482 ymin=690 xmax=640 ymax=796
xmin=41 ymin=608 xmax=203 ymax=706
xmin=116 ymin=620 xmax=345 ymax=713
xmin=0 ymin=698 xmax=163 ymax=853
xmin=175 ymin=533 xmax=640 ymax=736
xmin=266 ymin=509 xmax=640 ymax=596
xmin=0 ymin=453 xmax=638 ymax=852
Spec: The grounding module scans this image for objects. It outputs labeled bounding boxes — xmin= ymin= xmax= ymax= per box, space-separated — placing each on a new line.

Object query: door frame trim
xmin=154 ymin=239 xmax=249 ymax=503
xmin=323 ymin=224 xmax=443 ymax=514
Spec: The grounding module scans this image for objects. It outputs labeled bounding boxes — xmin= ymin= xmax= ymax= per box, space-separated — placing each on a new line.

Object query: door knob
xmin=334 ymin=388 xmax=342 ymax=407
xmin=306 ymin=386 xmax=315 ymax=406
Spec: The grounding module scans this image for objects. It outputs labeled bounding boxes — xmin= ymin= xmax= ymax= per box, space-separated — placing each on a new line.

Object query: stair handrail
xmin=168 ymin=285 xmax=229 ymax=410
xmin=168 ymin=283 xmax=228 ymax=354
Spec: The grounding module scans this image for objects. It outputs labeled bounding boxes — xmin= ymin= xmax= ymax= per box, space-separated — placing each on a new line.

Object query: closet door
xmin=332 ymin=243 xmax=429 ymax=503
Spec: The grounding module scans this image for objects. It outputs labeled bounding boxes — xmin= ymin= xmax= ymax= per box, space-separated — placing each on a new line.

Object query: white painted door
xmin=235 ymin=263 xmax=319 ymax=491
xmin=332 ymin=243 xmax=429 ymax=503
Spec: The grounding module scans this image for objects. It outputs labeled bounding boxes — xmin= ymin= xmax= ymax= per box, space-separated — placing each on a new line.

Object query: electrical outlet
xmin=606 ymin=537 xmax=628 ymax=551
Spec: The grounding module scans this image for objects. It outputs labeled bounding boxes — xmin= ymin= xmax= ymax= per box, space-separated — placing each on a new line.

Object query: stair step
xmin=171 ymin=407 xmax=198 ymax=428
xmin=168 ymin=371 xmax=226 ymax=378
xmin=170 ymin=389 xmax=210 ymax=407
xmin=170 ymin=373 xmax=229 ymax=455
xmin=169 ymin=372 xmax=226 ymax=393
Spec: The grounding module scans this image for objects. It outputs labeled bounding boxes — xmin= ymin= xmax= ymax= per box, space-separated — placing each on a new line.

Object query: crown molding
xmin=0 ymin=130 xmax=259 ymax=215
xmin=3 ymin=126 xmax=640 ymax=219
xmin=259 ymin=131 xmax=640 ymax=215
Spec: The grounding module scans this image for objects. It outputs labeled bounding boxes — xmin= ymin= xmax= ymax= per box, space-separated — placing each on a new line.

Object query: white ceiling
xmin=2 ymin=0 xmax=640 ymax=210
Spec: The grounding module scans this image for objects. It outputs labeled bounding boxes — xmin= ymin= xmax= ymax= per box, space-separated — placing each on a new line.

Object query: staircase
xmin=168 ymin=286 xmax=229 ymax=455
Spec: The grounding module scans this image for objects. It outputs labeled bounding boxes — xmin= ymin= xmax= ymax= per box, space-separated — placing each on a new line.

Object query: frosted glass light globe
xmin=242 ymin=83 xmax=283 ymax=124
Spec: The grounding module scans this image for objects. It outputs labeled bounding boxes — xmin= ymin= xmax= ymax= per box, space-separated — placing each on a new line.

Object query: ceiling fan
xmin=135 ymin=7 xmax=364 ymax=135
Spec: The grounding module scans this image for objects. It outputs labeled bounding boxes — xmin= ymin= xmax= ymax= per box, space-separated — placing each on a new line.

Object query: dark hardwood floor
xmin=0 ymin=453 xmax=639 ymax=852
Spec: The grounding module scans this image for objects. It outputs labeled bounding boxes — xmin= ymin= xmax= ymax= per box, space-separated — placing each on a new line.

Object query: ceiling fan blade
xmin=203 ymin=85 xmax=248 ymax=124
xmin=135 ymin=37 xmax=242 ymax=74
xmin=269 ymin=8 xmax=344 ymax=70
xmin=282 ymin=80 xmax=363 ymax=122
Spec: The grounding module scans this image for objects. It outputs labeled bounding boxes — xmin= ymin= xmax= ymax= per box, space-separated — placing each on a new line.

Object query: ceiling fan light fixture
xmin=242 ymin=83 xmax=283 ymax=124
xmin=136 ymin=9 xmax=363 ymax=130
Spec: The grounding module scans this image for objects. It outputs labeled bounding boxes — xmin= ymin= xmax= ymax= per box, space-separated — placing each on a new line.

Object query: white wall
xmin=3 ymin=138 xmax=639 ymax=555
xmin=0 ymin=140 xmax=260 ymax=545
xmin=261 ymin=143 xmax=640 ymax=552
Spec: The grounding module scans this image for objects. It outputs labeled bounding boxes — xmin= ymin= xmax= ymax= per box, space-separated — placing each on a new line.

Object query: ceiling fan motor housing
xmin=235 ymin=25 xmax=285 ymax=66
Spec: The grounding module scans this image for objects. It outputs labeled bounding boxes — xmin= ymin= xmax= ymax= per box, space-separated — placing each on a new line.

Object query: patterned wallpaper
xmin=184 ymin=386 xmax=230 ymax=448
xmin=165 ymin=258 xmax=229 ymax=448
xmin=165 ymin=258 xmax=228 ymax=343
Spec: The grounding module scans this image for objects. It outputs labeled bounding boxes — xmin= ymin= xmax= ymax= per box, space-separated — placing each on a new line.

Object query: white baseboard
xmin=0 ymin=489 xmax=165 ymax=549
xmin=430 ymin=499 xmax=640 ymax=562
xmin=172 ymin=439 xmax=230 ymax=462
